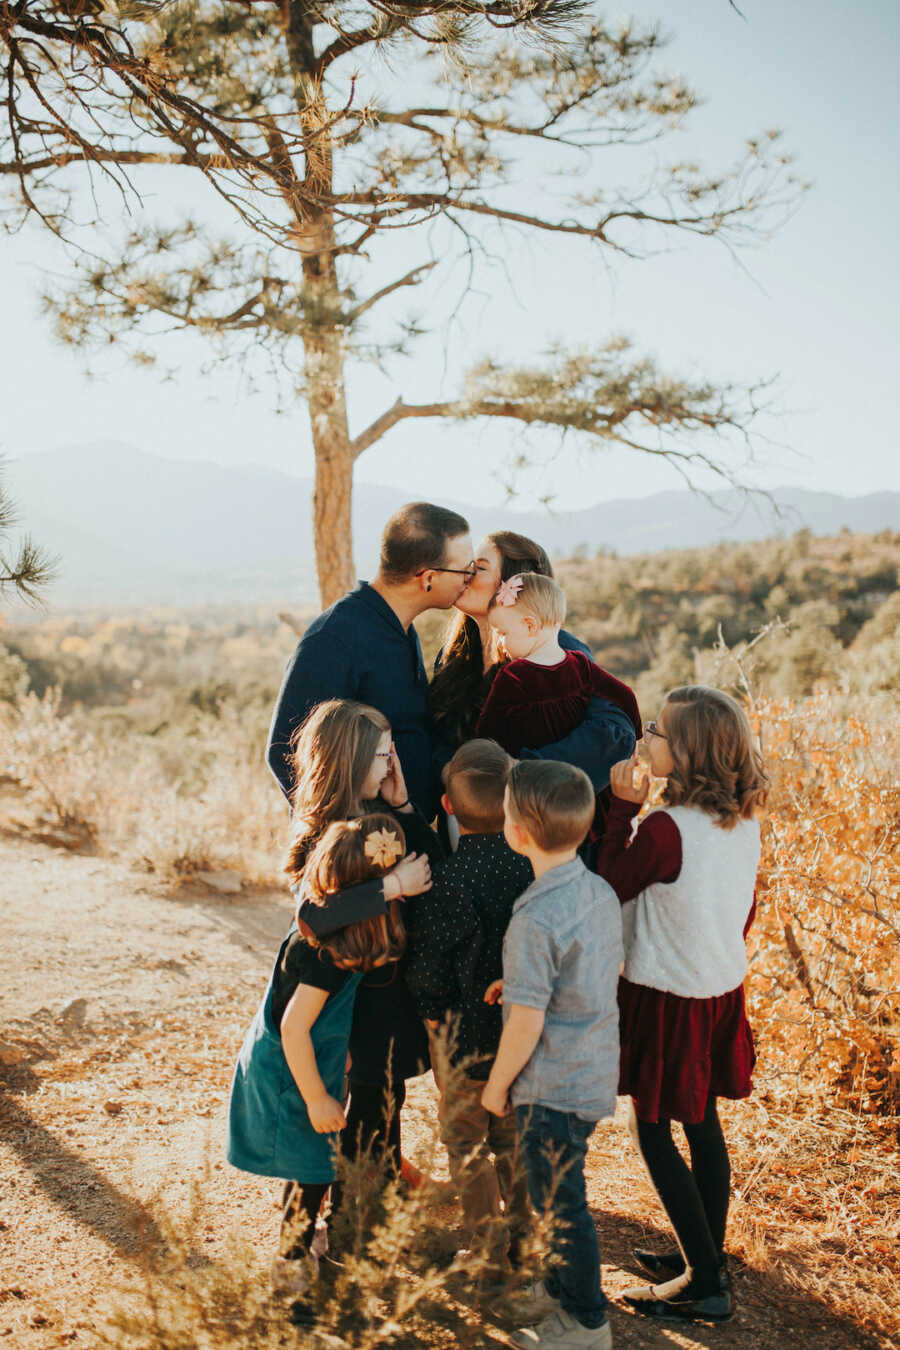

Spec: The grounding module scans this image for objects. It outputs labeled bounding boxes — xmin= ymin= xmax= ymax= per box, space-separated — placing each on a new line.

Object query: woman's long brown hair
xmin=661 ymin=686 xmax=769 ymax=829
xmin=429 ymin=531 xmax=554 ymax=743
xmin=283 ymin=699 xmax=390 ymax=882
xmin=301 ymin=814 xmax=407 ymax=970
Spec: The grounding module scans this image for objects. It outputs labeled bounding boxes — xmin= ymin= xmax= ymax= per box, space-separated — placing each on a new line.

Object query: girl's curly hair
xmin=661 ymin=685 xmax=768 ymax=829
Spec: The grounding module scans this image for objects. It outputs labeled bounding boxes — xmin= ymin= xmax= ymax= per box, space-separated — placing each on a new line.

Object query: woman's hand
xmin=483 ymin=979 xmax=503 ymax=1005
xmin=609 ymin=754 xmax=650 ymax=805
xmin=481 ymin=1080 xmax=509 ymax=1117
xmin=380 ymin=743 xmax=412 ymax=810
xmin=307 ymin=1093 xmax=347 ymax=1134
xmin=390 ymin=851 xmax=432 ymax=898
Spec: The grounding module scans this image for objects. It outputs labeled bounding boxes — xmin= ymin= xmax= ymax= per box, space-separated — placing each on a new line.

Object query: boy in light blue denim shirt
xmin=482 ymin=761 xmax=623 ymax=1350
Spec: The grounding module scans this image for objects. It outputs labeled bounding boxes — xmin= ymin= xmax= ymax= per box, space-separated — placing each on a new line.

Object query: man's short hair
xmin=506 ymin=760 xmax=595 ymax=852
xmin=379 ymin=502 xmax=470 ymax=581
xmin=443 ymin=738 xmax=513 ymax=833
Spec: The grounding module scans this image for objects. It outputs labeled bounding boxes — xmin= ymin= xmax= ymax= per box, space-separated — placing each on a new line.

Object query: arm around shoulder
xmin=521 ymin=697 xmax=636 ymax=790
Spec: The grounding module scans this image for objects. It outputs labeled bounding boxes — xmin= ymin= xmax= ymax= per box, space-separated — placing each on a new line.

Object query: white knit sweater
xmin=621 ymin=804 xmax=760 ymax=999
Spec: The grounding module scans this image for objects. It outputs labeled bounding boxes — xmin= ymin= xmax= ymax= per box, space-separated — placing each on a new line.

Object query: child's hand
xmin=392 ymin=851 xmax=432 ymax=898
xmin=481 ymin=1080 xmax=509 ymax=1117
xmin=379 ymin=743 xmax=411 ymax=809
xmin=483 ymin=979 xmax=503 ymax=1005
xmin=610 ymin=754 xmax=650 ymax=805
xmin=308 ymin=1094 xmax=347 ymax=1134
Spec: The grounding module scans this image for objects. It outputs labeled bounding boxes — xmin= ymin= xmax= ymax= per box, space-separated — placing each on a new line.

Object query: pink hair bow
xmin=495 ymin=575 xmax=524 ymax=607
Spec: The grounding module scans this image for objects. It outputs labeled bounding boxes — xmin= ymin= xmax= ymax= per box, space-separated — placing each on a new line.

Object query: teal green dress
xmin=227 ymin=933 xmax=362 ymax=1183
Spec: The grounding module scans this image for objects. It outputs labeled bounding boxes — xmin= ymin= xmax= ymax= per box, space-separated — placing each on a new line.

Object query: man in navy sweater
xmin=266 ymin=502 xmax=474 ymax=819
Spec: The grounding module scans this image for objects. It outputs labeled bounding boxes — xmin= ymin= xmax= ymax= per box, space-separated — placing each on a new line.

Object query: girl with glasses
xmin=595 ymin=686 xmax=768 ymax=1327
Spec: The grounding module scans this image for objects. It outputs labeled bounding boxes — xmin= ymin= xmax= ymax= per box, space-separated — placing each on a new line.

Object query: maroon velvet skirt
xmin=618 ymin=976 xmax=756 ymax=1125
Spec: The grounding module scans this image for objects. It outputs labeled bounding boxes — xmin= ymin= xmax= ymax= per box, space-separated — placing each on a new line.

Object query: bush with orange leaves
xmin=750 ymin=693 xmax=899 ymax=1128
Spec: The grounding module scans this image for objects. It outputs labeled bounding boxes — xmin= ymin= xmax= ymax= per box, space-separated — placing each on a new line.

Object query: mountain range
xmin=6 ymin=442 xmax=898 ymax=611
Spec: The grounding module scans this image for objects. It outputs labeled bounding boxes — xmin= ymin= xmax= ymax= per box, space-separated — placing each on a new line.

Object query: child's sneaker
xmin=270 ymin=1252 xmax=319 ymax=1325
xmin=310 ymin=1217 xmax=329 ymax=1260
xmin=511 ymin=1309 xmax=612 ymax=1348
xmin=507 ymin=1279 xmax=562 ymax=1323
xmin=270 ymin=1253 xmax=316 ymax=1298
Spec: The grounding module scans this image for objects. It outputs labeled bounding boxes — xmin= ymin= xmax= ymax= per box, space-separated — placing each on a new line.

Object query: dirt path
xmin=0 ymin=834 xmax=879 ymax=1348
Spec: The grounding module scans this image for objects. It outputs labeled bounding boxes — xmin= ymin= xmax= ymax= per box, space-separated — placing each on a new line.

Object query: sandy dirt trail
xmin=0 ymin=833 xmax=878 ymax=1348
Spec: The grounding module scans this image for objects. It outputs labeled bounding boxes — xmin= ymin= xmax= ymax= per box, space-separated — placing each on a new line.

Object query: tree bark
xmin=285 ymin=0 xmax=356 ymax=609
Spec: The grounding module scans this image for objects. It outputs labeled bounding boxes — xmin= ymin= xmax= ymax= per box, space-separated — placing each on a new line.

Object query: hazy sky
xmin=2 ymin=0 xmax=898 ymax=512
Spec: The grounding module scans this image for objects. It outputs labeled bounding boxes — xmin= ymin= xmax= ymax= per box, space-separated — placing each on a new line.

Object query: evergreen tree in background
xmin=2 ymin=1 xmax=800 ymax=604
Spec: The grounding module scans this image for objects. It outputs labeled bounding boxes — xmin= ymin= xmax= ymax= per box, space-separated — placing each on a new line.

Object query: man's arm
xmin=520 ymin=698 xmax=636 ymax=791
xmin=266 ymin=631 xmax=356 ymax=800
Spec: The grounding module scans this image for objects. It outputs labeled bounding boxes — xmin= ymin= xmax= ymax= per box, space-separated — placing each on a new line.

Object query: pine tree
xmin=2 ymin=1 xmax=800 ymax=604
xmin=0 ymin=469 xmax=56 ymax=603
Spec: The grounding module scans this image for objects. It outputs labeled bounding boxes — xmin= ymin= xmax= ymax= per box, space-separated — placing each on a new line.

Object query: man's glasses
xmin=645 ymin=720 xmax=668 ymax=741
xmin=417 ymin=565 xmax=477 ymax=581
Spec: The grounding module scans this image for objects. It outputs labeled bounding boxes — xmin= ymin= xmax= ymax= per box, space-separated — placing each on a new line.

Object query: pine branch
xmin=346 ymin=259 xmax=436 ymax=322
xmin=351 ymin=343 xmax=769 ymax=494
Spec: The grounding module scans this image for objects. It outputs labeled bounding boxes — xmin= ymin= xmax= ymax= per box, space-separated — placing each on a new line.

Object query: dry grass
xmin=2 ymin=691 xmax=286 ymax=884
xmin=93 ymin=1057 xmax=554 ymax=1350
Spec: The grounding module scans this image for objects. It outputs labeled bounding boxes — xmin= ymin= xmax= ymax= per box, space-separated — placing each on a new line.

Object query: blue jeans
xmin=516 ymin=1104 xmax=607 ymax=1329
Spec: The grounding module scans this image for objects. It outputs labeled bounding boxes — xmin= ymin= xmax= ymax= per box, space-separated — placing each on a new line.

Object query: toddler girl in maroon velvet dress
xmin=476 ymin=572 xmax=635 ymax=757
xmin=595 ymin=684 xmax=768 ymax=1327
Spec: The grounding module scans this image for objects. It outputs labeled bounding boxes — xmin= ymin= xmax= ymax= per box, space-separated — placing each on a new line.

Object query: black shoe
xmin=633 ymin=1248 xmax=685 ymax=1281
xmin=623 ymin=1274 xmax=733 ymax=1324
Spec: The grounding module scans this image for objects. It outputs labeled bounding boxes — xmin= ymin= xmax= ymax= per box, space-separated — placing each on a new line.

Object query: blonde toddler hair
xmin=491 ymin=572 xmax=566 ymax=628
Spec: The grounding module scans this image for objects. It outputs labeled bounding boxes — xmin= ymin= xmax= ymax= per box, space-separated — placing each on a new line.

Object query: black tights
xmin=341 ymin=1079 xmax=406 ymax=1174
xmin=280 ymin=1180 xmax=330 ymax=1259
xmin=634 ymin=1094 xmax=730 ymax=1295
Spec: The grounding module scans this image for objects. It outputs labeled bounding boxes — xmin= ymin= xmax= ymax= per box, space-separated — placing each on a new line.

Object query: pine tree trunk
xmin=285 ymin=2 xmax=356 ymax=610
xmin=307 ymin=330 xmax=355 ymax=608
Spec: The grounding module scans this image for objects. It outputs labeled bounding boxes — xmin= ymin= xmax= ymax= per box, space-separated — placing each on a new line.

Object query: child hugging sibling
xmin=283 ymin=699 xmax=444 ymax=1181
xmin=483 ymin=759 xmax=623 ymax=1350
xmin=226 ymin=813 xmax=410 ymax=1320
xmin=476 ymin=573 xmax=639 ymax=762
xmin=596 ymin=685 xmax=767 ymax=1326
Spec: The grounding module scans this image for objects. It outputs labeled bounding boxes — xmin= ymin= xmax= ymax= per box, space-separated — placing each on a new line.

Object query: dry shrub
xmin=1 ymin=691 xmax=286 ymax=883
xmin=751 ymin=693 xmax=900 ymax=1123
xmin=722 ymin=692 xmax=900 ymax=1345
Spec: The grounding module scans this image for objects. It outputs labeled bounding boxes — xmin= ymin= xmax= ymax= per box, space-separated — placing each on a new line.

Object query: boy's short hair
xmin=506 ymin=760 xmax=595 ymax=852
xmin=443 ymin=738 xmax=514 ymax=833
xmin=379 ymin=502 xmax=470 ymax=581
xmin=491 ymin=572 xmax=566 ymax=627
